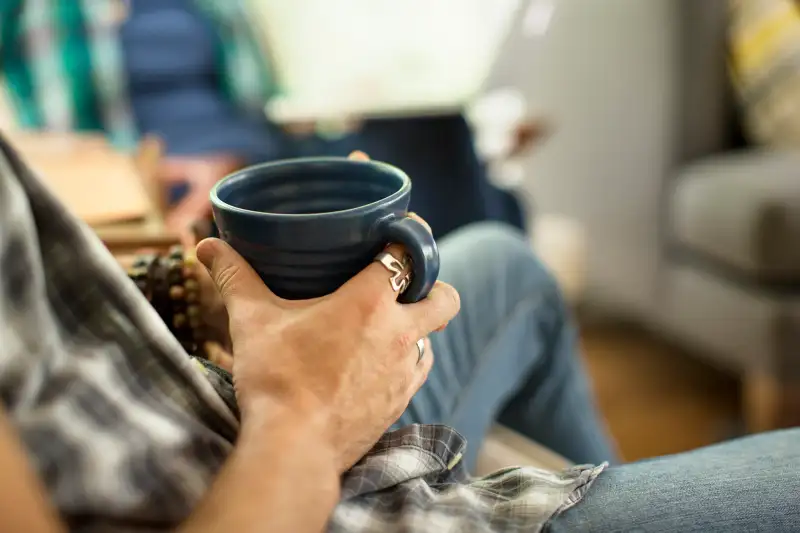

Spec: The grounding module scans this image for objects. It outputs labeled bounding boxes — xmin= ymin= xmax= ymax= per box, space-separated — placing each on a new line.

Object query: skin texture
xmin=0 ymin=152 xmax=460 ymax=533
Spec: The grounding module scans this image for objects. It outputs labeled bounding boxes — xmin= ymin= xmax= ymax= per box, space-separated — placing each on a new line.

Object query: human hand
xmin=196 ymin=237 xmax=459 ymax=473
xmin=190 ymin=151 xmax=436 ymax=372
xmin=159 ymin=155 xmax=242 ymax=239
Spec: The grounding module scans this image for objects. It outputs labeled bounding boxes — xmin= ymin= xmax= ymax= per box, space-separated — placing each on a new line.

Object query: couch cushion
xmin=475 ymin=425 xmax=571 ymax=476
xmin=670 ymin=150 xmax=800 ymax=281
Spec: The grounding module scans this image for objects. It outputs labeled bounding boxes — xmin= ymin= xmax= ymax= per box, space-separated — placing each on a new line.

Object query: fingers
xmin=338 ymin=242 xmax=411 ymax=305
xmin=196 ymin=237 xmax=280 ymax=314
xmin=407 ymin=212 xmax=432 ymax=235
xmin=404 ymin=281 xmax=461 ymax=338
xmin=348 ymin=150 xmax=370 ymax=161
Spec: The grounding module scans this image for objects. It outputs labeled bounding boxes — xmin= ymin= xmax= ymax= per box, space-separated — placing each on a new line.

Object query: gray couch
xmin=656 ymin=0 xmax=800 ymax=431
xmin=474 ymin=0 xmax=800 ymax=460
xmin=505 ymin=0 xmax=800 ymax=432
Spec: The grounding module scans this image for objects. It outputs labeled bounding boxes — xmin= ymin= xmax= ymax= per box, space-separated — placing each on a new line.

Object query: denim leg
xmin=396 ymin=222 xmax=615 ymax=469
xmin=546 ymin=428 xmax=800 ymax=532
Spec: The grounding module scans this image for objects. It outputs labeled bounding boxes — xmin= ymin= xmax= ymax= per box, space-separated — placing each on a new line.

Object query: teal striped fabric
xmin=0 ymin=0 xmax=277 ymax=150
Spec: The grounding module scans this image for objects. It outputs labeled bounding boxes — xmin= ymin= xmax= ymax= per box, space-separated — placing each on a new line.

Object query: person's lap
xmin=399 ymin=223 xmax=800 ymax=530
xmin=395 ymin=222 xmax=616 ymax=469
xmin=546 ymin=427 xmax=800 ymax=532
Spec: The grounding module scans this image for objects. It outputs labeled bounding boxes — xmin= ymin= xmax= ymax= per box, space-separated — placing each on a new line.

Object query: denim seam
xmin=444 ymin=290 xmax=553 ymax=433
xmin=541 ymin=463 xmax=608 ymax=533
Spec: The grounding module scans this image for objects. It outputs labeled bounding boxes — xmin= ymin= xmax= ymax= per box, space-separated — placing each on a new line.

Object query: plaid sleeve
xmin=0 ymin=133 xmax=238 ymax=529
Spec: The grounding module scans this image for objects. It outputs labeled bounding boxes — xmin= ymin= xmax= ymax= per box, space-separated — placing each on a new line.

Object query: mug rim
xmin=210 ymin=157 xmax=411 ymax=220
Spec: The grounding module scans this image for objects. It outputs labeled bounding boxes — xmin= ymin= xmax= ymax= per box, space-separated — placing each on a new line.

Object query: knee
xmin=444 ymin=222 xmax=563 ymax=305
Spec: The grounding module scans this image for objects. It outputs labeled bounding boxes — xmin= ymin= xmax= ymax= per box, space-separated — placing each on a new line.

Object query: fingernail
xmin=195 ymin=239 xmax=216 ymax=269
xmin=349 ymin=150 xmax=369 ymax=161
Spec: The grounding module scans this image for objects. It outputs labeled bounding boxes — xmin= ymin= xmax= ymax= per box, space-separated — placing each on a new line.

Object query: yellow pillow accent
xmin=732 ymin=6 xmax=800 ymax=71
xmin=729 ymin=0 xmax=800 ymax=148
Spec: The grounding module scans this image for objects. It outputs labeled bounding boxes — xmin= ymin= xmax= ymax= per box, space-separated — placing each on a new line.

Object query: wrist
xmin=240 ymin=390 xmax=328 ymax=434
xmin=239 ymin=392 xmax=340 ymax=492
xmin=240 ymin=390 xmax=334 ymax=450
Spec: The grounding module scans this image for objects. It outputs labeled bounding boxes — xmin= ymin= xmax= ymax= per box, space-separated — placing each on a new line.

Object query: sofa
xmin=506 ymin=0 xmax=800 ymax=432
xmin=654 ymin=0 xmax=800 ymax=431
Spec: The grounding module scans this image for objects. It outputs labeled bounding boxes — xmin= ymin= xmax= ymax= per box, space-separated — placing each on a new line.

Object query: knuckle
xmin=392 ymin=331 xmax=415 ymax=354
xmin=354 ymin=290 xmax=388 ymax=320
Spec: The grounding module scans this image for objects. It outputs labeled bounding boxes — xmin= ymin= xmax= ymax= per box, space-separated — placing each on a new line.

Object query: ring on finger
xmin=416 ymin=338 xmax=426 ymax=364
xmin=374 ymin=250 xmax=412 ymax=293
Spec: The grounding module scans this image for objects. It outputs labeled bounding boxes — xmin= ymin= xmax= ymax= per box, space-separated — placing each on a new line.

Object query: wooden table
xmin=8 ymin=131 xmax=181 ymax=255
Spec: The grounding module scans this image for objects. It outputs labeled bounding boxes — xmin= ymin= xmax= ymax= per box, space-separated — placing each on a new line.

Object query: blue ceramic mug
xmin=209 ymin=157 xmax=439 ymax=303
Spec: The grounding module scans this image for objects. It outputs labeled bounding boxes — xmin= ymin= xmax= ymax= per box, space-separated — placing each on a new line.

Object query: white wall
xmin=489 ymin=0 xmax=679 ymax=316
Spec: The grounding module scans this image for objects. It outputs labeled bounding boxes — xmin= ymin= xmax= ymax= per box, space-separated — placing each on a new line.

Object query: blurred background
xmin=2 ymin=0 xmax=799 ymax=462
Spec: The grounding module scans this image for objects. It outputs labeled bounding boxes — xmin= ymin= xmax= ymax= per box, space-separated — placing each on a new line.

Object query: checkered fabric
xmin=0 ymin=132 xmax=605 ymax=532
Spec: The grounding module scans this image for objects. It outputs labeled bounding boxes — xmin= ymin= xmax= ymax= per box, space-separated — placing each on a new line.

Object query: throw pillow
xmin=729 ymin=0 xmax=800 ymax=148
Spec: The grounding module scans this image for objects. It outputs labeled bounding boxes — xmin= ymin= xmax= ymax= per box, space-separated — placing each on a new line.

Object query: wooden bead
xmin=173 ymin=314 xmax=187 ymax=328
xmin=169 ymin=285 xmax=185 ymax=300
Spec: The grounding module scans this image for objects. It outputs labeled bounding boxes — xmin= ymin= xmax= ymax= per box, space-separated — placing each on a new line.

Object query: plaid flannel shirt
xmin=0 ymin=132 xmax=605 ymax=532
xmin=0 ymin=0 xmax=276 ymax=149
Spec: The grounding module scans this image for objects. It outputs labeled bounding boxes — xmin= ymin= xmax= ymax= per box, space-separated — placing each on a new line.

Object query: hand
xmin=182 ymin=152 xmax=372 ymax=366
xmin=196 ymin=240 xmax=459 ymax=473
xmin=159 ymin=155 xmax=243 ymax=238
xmin=191 ymin=151 xmax=436 ymax=372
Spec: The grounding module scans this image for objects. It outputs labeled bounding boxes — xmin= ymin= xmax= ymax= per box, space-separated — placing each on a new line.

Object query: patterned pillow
xmin=729 ymin=0 xmax=800 ymax=148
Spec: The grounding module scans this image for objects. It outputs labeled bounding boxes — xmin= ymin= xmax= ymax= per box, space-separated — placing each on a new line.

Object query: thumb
xmin=196 ymin=238 xmax=276 ymax=310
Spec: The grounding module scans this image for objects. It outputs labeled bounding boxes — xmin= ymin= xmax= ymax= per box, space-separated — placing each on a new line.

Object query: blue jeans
xmin=547 ymin=428 xmax=800 ymax=531
xmin=402 ymin=223 xmax=800 ymax=530
xmin=396 ymin=222 xmax=617 ymax=469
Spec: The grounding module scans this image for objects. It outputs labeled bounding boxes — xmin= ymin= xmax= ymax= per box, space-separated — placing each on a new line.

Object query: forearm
xmin=179 ymin=400 xmax=340 ymax=533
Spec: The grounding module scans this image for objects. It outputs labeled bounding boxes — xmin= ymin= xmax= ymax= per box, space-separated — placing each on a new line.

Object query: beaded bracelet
xmin=127 ymin=245 xmax=207 ymax=358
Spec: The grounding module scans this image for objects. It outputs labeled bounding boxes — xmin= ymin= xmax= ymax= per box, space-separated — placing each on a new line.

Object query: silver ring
xmin=374 ymin=251 xmax=412 ymax=293
xmin=416 ymin=338 xmax=426 ymax=364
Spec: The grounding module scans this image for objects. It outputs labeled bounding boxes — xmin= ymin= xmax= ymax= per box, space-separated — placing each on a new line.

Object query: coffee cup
xmin=210 ymin=157 xmax=439 ymax=303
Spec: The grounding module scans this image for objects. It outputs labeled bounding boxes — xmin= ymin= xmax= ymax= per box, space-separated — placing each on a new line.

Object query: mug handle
xmin=378 ymin=216 xmax=440 ymax=303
